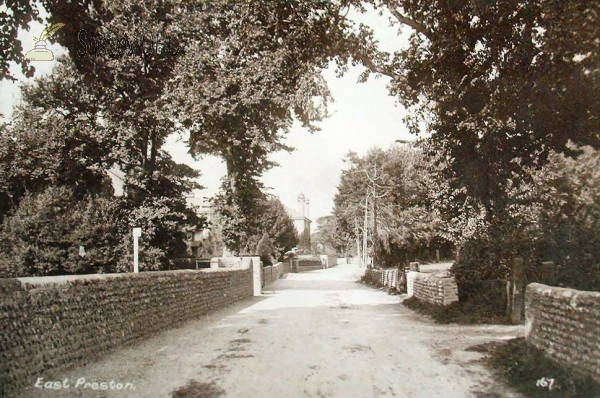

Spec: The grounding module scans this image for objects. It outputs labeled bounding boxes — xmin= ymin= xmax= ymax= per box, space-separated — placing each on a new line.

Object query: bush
xmin=0 ymin=186 xmax=169 ymax=277
xmin=451 ymin=234 xmax=511 ymax=302
xmin=256 ymin=234 xmax=275 ymax=266
xmin=402 ymin=296 xmax=510 ymax=325
xmin=0 ymin=187 xmax=124 ymax=277
xmin=516 ymin=147 xmax=600 ymax=291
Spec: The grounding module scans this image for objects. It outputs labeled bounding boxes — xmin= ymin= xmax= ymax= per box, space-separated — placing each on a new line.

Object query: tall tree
xmin=313 ymin=216 xmax=347 ymax=254
xmin=164 ymin=0 xmax=352 ymax=248
xmin=346 ymin=0 xmax=599 ymax=217
xmin=332 ymin=143 xmax=447 ymax=267
xmin=39 ymin=0 xmax=204 ymax=260
xmin=0 ymin=58 xmax=114 ymax=221
xmin=5 ymin=0 xmax=359 ymax=256
xmin=257 ymin=195 xmax=298 ymax=261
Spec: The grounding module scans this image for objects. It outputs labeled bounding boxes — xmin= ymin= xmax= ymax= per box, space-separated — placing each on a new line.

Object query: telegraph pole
xmin=363 ymin=192 xmax=369 ymax=267
xmin=355 ymin=217 xmax=362 ymax=267
xmin=361 ymin=164 xmax=381 ymax=269
xmin=355 ymin=163 xmax=389 ymax=269
xmin=372 ymin=164 xmax=378 ymax=269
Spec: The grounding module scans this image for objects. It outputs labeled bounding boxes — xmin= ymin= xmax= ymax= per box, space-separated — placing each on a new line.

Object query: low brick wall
xmin=409 ymin=272 xmax=458 ymax=306
xmin=0 ymin=268 xmax=253 ymax=397
xmin=262 ymin=262 xmax=284 ymax=286
xmin=525 ymin=283 xmax=600 ymax=383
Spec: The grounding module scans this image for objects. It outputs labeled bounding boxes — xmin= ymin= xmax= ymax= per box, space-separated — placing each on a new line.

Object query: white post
xmin=133 ymin=227 xmax=142 ymax=273
xmin=250 ymin=256 xmax=262 ymax=296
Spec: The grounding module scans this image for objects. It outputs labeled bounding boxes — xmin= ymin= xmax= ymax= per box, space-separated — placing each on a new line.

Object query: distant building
xmin=285 ymin=192 xmax=311 ymax=249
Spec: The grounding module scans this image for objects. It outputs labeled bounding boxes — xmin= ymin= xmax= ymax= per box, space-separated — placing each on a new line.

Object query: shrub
xmin=0 ymin=186 xmax=170 ymax=277
xmin=0 ymin=186 xmax=123 ymax=277
xmin=402 ymin=295 xmax=510 ymax=325
xmin=255 ymin=234 xmax=275 ymax=266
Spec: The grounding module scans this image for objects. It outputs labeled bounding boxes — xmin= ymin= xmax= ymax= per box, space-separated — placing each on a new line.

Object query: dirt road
xmin=18 ymin=264 xmax=525 ymax=398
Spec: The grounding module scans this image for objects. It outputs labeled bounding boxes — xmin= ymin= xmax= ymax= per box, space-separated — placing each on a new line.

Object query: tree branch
xmin=356 ymin=53 xmax=400 ymax=81
xmin=384 ymin=1 xmax=431 ymax=40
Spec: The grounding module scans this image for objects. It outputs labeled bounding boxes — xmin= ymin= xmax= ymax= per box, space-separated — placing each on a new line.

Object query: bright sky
xmin=0 ymin=5 xmax=413 ymax=232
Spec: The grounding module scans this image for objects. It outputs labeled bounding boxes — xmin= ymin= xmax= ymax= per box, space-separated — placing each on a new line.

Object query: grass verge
xmin=402 ymin=295 xmax=511 ymax=325
xmin=479 ymin=337 xmax=600 ymax=398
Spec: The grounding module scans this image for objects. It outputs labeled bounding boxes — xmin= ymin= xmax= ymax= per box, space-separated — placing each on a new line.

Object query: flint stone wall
xmin=363 ymin=268 xmax=400 ymax=291
xmin=0 ymin=268 xmax=253 ymax=397
xmin=410 ymin=272 xmax=458 ymax=306
xmin=525 ymin=283 xmax=600 ymax=383
xmin=296 ymin=257 xmax=323 ymax=272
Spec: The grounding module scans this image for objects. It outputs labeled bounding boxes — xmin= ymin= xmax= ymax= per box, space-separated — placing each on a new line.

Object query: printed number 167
xmin=536 ymin=377 xmax=555 ymax=390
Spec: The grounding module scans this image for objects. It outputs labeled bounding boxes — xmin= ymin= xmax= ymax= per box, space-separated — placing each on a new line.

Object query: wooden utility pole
xmin=355 ymin=163 xmax=390 ymax=269
xmin=372 ymin=164 xmax=378 ymax=269
xmin=361 ymin=164 xmax=383 ymax=269
xmin=355 ymin=217 xmax=361 ymax=266
xmin=363 ymin=192 xmax=369 ymax=268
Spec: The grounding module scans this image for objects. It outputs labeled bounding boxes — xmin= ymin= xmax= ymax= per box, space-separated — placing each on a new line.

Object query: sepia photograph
xmin=0 ymin=0 xmax=598 ymax=397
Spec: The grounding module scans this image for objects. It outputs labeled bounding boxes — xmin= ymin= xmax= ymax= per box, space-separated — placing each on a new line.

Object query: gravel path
xmin=18 ymin=264 xmax=525 ymax=398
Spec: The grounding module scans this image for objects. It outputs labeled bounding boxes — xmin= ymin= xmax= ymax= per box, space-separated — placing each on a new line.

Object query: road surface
xmin=18 ymin=264 xmax=525 ymax=398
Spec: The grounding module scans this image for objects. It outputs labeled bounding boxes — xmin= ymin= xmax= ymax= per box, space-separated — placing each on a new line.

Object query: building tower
xmin=289 ymin=192 xmax=311 ymax=250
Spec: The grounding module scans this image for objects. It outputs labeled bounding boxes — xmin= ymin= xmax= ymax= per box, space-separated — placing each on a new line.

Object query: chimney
xmin=305 ymin=198 xmax=310 ymax=219
xmin=297 ymin=192 xmax=305 ymax=217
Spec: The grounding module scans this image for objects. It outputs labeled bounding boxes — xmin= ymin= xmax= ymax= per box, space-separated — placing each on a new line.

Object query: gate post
xmin=510 ymin=257 xmax=525 ymax=324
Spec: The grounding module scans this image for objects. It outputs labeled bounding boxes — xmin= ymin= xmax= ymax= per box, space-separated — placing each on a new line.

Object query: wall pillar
xmin=407 ymin=271 xmax=418 ymax=296
xmin=251 ymin=256 xmax=261 ymax=296
xmin=241 ymin=257 xmax=262 ymax=296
